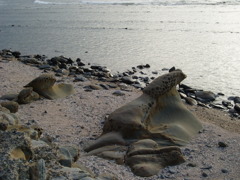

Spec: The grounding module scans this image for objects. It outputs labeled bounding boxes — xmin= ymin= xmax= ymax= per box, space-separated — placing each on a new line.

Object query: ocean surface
xmin=0 ymin=0 xmax=240 ymax=97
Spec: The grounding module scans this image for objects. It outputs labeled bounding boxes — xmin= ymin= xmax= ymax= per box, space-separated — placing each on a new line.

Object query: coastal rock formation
xmin=24 ymin=73 xmax=74 ymax=100
xmin=85 ymin=70 xmax=202 ymax=177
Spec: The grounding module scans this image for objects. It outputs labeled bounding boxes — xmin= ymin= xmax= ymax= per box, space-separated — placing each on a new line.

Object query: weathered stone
xmin=1 ymin=101 xmax=19 ymax=113
xmin=0 ymin=94 xmax=18 ymax=101
xmin=24 ymin=74 xmax=74 ymax=100
xmin=17 ymin=87 xmax=40 ymax=104
xmin=195 ymin=91 xmax=216 ymax=102
xmin=112 ymin=90 xmax=125 ymax=96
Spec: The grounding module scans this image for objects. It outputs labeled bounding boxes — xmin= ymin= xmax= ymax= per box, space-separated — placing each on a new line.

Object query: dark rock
xmin=112 ymin=90 xmax=125 ymax=96
xmin=234 ymin=96 xmax=240 ymax=104
xmin=84 ymin=84 xmax=102 ymax=90
xmin=0 ymin=94 xmax=18 ymax=101
xmin=137 ymin=65 xmax=144 ymax=69
xmin=201 ymin=165 xmax=212 ymax=170
xmin=217 ymin=92 xmax=225 ymax=96
xmin=186 ymin=163 xmax=197 ymax=167
xmin=162 ymin=68 xmax=169 ymax=71
xmin=221 ymin=169 xmax=228 ymax=173
xmin=152 ymin=71 xmax=158 ymax=75
xmin=74 ymin=75 xmax=88 ymax=82
xmin=222 ymin=100 xmax=232 ymax=107
xmin=121 ymin=76 xmax=134 ymax=84
xmin=38 ymin=64 xmax=51 ymax=70
xmin=100 ymin=84 xmax=110 ymax=90
xmin=144 ymin=64 xmax=150 ymax=68
xmin=21 ymin=57 xmax=42 ymax=65
xmin=12 ymin=51 xmax=21 ymax=58
xmin=210 ymin=104 xmax=225 ymax=110
xmin=83 ymin=68 xmax=94 ymax=73
xmin=234 ymin=103 xmax=240 ymax=113
xmin=195 ymin=91 xmax=216 ymax=102
xmin=132 ymin=75 xmax=139 ymax=79
xmin=169 ymin=66 xmax=176 ymax=72
xmin=218 ymin=141 xmax=228 ymax=148
xmin=202 ymin=172 xmax=208 ymax=177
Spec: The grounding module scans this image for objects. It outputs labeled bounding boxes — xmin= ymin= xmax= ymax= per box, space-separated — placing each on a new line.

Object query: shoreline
xmin=0 ymin=49 xmax=240 ymax=179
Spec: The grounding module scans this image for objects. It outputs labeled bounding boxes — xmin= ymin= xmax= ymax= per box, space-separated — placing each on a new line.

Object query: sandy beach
xmin=0 ymin=55 xmax=240 ymax=180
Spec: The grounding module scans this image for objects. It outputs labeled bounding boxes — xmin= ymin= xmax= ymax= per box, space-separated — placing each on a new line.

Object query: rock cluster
xmin=0 ymin=104 xmax=114 ymax=180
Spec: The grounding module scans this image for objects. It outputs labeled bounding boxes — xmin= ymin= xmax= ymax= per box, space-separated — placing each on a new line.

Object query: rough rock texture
xmin=85 ymin=71 xmax=202 ymax=177
xmin=24 ymin=73 xmax=75 ymax=100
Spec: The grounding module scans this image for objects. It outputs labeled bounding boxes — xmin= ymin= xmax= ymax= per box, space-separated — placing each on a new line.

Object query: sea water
xmin=0 ymin=0 xmax=239 ymax=96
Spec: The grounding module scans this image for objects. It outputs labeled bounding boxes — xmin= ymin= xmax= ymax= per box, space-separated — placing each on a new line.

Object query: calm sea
xmin=0 ymin=0 xmax=239 ymax=96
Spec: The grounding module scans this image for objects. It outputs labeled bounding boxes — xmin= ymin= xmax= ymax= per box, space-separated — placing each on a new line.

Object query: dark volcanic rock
xmin=234 ymin=103 xmax=240 ymax=113
xmin=121 ymin=76 xmax=134 ymax=84
xmin=195 ymin=91 xmax=216 ymax=103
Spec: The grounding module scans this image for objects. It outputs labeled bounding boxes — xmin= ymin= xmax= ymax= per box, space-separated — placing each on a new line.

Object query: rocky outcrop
xmin=0 ymin=106 xmax=113 ymax=180
xmin=85 ymin=71 xmax=202 ymax=177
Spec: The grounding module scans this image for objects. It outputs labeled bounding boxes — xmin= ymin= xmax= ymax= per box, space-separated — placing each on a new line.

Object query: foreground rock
xmin=85 ymin=71 xmax=202 ymax=177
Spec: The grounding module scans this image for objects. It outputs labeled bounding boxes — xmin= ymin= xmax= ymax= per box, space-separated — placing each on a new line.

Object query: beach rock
xmin=0 ymin=94 xmax=18 ymax=101
xmin=84 ymin=84 xmax=102 ymax=90
xmin=112 ymin=90 xmax=125 ymax=96
xmin=121 ymin=76 xmax=134 ymax=84
xmin=234 ymin=96 xmax=240 ymax=104
xmin=74 ymin=75 xmax=88 ymax=82
xmin=12 ymin=51 xmax=21 ymax=58
xmin=218 ymin=141 xmax=228 ymax=148
xmin=85 ymin=71 xmax=202 ymax=177
xmin=17 ymin=87 xmax=40 ymax=104
xmin=24 ymin=74 xmax=74 ymax=100
xmin=169 ymin=66 xmax=176 ymax=72
xmin=195 ymin=91 xmax=216 ymax=103
xmin=184 ymin=97 xmax=198 ymax=106
xmin=234 ymin=103 xmax=240 ymax=113
xmin=222 ymin=100 xmax=232 ymax=108
xmin=38 ymin=64 xmax=51 ymax=70
xmin=1 ymin=101 xmax=19 ymax=113
xmin=21 ymin=57 xmax=42 ymax=65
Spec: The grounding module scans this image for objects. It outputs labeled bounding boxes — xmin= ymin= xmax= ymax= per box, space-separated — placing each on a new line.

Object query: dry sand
xmin=0 ymin=59 xmax=240 ymax=180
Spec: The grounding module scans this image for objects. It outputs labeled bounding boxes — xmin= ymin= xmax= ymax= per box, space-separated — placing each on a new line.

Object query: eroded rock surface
xmin=24 ymin=73 xmax=74 ymax=100
xmin=85 ymin=71 xmax=202 ymax=177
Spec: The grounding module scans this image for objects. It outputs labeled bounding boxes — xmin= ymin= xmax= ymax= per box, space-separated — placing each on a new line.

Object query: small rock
xmin=169 ymin=66 xmax=176 ymax=72
xmin=202 ymin=172 xmax=208 ymax=177
xmin=195 ymin=91 xmax=216 ymax=102
xmin=184 ymin=97 xmax=197 ymax=106
xmin=38 ymin=64 xmax=51 ymax=70
xmin=221 ymin=169 xmax=228 ymax=173
xmin=218 ymin=141 xmax=228 ymax=148
xmin=186 ymin=163 xmax=197 ymax=167
xmin=113 ymin=90 xmax=125 ymax=96
xmin=74 ymin=75 xmax=88 ymax=82
xmin=234 ymin=96 xmax=240 ymax=104
xmin=234 ymin=103 xmax=240 ymax=113
xmin=1 ymin=101 xmax=19 ymax=113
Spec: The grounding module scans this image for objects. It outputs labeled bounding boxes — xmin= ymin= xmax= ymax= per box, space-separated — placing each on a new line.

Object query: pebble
xmin=221 ymin=169 xmax=228 ymax=173
xmin=218 ymin=141 xmax=228 ymax=148
xmin=113 ymin=90 xmax=125 ymax=96
xmin=202 ymin=172 xmax=208 ymax=177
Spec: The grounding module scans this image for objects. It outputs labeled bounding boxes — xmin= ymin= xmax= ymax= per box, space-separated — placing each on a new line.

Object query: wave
xmin=34 ymin=0 xmax=240 ymax=6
